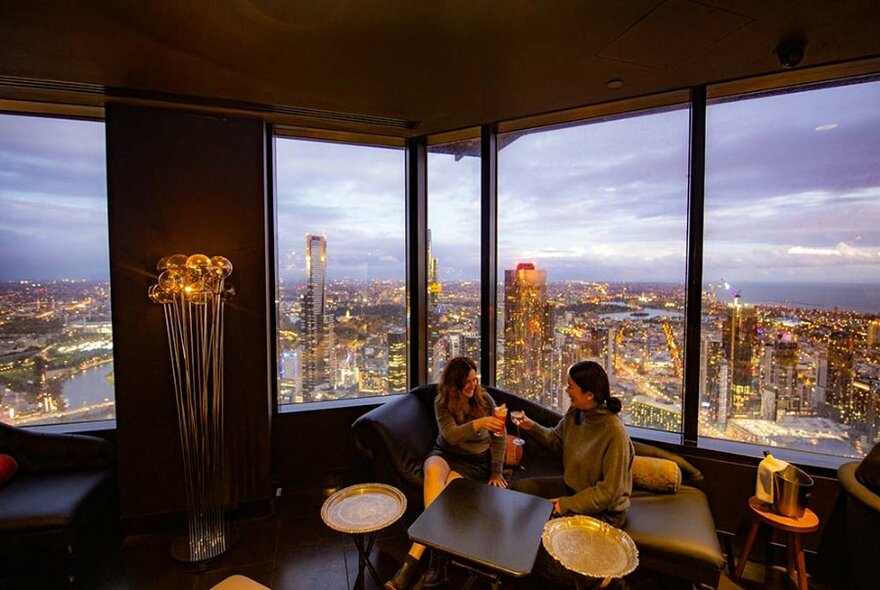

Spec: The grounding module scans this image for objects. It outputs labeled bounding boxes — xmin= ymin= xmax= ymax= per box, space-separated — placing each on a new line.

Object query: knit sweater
xmin=529 ymin=405 xmax=634 ymax=516
xmin=434 ymin=393 xmax=506 ymax=476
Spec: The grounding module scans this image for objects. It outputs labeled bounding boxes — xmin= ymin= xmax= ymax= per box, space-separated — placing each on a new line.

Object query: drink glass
xmin=510 ymin=411 xmax=526 ymax=446
xmin=492 ymin=405 xmax=508 ymax=437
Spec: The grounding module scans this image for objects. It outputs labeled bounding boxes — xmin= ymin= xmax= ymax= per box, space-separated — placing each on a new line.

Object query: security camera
xmin=776 ymin=38 xmax=806 ymax=69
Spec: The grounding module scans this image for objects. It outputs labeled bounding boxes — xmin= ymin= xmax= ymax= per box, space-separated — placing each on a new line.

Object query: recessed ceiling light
xmin=606 ymin=79 xmax=624 ymax=90
xmin=815 ymin=123 xmax=838 ymax=131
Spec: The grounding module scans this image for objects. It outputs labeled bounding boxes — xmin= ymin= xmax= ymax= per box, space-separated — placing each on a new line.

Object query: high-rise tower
xmin=723 ymin=295 xmax=757 ymax=418
xmin=503 ymin=262 xmax=551 ymax=403
xmin=302 ymin=234 xmax=329 ymax=397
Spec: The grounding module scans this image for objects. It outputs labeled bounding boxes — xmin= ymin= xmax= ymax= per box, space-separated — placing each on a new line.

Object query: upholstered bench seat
xmin=626 ymin=487 xmax=726 ymax=586
xmin=353 ymin=384 xmax=726 ymax=587
xmin=0 ymin=471 xmax=112 ymax=532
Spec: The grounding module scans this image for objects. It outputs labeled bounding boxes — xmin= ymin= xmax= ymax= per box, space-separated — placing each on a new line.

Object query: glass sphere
xmin=158 ymin=269 xmax=183 ymax=292
xmin=167 ymin=254 xmax=188 ymax=269
xmin=186 ymin=253 xmax=212 ymax=272
xmin=210 ymin=255 xmax=233 ymax=279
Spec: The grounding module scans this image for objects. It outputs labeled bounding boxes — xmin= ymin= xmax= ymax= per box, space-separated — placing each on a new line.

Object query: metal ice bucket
xmin=772 ymin=464 xmax=813 ymax=518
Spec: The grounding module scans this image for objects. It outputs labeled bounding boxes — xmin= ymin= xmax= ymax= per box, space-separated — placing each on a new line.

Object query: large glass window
xmin=427 ymin=137 xmax=481 ymax=382
xmin=0 ymin=114 xmax=113 ymax=426
xmin=275 ymin=137 xmax=406 ymax=405
xmin=702 ymin=78 xmax=880 ymax=458
xmin=497 ymin=108 xmax=690 ymax=431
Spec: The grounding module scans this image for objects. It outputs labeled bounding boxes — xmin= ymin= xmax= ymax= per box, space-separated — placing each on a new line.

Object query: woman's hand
xmin=514 ymin=411 xmax=535 ymax=431
xmin=550 ymin=497 xmax=562 ymax=515
xmin=489 ymin=473 xmax=508 ymax=488
xmin=472 ymin=415 xmax=504 ymax=433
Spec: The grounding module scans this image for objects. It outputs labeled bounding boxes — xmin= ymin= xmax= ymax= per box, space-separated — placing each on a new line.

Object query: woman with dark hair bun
xmin=512 ymin=360 xmax=633 ymax=524
xmin=512 ymin=361 xmax=633 ymax=588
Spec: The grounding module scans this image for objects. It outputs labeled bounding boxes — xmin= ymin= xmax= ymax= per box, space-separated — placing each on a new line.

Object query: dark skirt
xmin=427 ymin=444 xmax=492 ymax=481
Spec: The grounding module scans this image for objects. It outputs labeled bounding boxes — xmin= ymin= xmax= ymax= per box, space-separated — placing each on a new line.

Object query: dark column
xmin=106 ymin=104 xmax=272 ymax=523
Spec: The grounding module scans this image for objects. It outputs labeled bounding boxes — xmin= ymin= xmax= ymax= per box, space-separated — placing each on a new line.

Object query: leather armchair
xmin=837 ymin=461 xmax=880 ymax=590
xmin=0 ymin=422 xmax=117 ymax=587
xmin=352 ymin=384 xmax=725 ymax=586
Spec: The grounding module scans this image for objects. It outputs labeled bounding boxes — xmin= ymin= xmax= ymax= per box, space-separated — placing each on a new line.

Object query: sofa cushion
xmin=624 ymin=485 xmax=725 ymax=585
xmin=855 ymin=441 xmax=880 ymax=495
xmin=0 ymin=453 xmax=17 ymax=486
xmin=0 ymin=470 xmax=110 ymax=533
xmin=632 ymin=456 xmax=681 ymax=493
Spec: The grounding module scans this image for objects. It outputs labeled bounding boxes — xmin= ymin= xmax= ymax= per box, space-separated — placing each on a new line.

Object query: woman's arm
xmin=434 ymin=399 xmax=478 ymax=445
xmin=521 ymin=411 xmax=565 ymax=456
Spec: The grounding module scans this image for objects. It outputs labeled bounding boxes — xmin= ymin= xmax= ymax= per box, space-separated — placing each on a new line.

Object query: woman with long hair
xmin=385 ymin=356 xmax=507 ymax=590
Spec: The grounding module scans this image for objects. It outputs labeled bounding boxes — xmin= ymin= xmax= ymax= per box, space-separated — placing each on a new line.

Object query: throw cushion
xmin=856 ymin=441 xmax=880 ymax=494
xmin=0 ymin=454 xmax=17 ymax=486
xmin=633 ymin=455 xmax=681 ymax=493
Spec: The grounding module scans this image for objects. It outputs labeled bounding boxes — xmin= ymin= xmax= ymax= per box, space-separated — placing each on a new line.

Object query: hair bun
xmin=606 ymin=396 xmax=622 ymax=414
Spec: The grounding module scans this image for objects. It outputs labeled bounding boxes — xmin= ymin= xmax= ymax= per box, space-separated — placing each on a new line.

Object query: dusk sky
xmin=2 ymin=79 xmax=879 ymax=289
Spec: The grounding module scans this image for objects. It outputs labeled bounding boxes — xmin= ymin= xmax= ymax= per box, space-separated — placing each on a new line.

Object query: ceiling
xmin=1 ymin=0 xmax=879 ymax=136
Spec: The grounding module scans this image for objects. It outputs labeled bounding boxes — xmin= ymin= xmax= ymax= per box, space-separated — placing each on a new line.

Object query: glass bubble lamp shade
xmin=148 ymin=253 xmax=236 ymax=563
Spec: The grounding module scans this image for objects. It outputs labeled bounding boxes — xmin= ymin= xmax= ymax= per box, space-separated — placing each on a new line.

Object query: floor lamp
xmin=148 ymin=253 xmax=237 ymax=563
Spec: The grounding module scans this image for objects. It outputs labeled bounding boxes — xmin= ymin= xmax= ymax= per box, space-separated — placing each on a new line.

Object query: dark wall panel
xmin=107 ymin=104 xmax=271 ymax=521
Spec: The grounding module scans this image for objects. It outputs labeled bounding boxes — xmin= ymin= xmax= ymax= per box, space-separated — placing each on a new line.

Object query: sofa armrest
xmin=0 ymin=423 xmax=112 ymax=475
xmin=633 ymin=441 xmax=704 ymax=490
xmin=352 ymin=391 xmax=437 ymax=490
xmin=839 ymin=461 xmax=880 ymax=512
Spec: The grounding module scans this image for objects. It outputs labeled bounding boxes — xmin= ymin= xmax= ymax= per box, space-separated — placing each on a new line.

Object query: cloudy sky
xmin=2 ymin=79 xmax=879 ymax=290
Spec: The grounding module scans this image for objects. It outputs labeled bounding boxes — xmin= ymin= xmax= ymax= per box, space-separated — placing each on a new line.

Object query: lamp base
xmin=170 ymin=524 xmax=240 ymax=569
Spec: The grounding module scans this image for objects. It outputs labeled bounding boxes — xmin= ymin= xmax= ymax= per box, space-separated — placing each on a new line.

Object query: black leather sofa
xmin=0 ymin=423 xmax=117 ymax=588
xmin=837 ymin=461 xmax=880 ymax=590
xmin=352 ymin=384 xmax=726 ymax=587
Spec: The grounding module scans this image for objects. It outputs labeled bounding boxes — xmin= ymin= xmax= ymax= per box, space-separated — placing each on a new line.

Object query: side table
xmin=733 ymin=496 xmax=819 ymax=590
xmin=321 ymin=483 xmax=407 ymax=590
xmin=408 ymin=478 xmax=553 ymax=589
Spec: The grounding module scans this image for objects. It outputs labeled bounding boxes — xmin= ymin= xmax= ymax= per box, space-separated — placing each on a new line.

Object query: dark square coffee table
xmin=408 ymin=478 xmax=554 ymax=588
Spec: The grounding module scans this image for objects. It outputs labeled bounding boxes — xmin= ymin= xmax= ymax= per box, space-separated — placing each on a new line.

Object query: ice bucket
xmin=772 ymin=464 xmax=813 ymax=518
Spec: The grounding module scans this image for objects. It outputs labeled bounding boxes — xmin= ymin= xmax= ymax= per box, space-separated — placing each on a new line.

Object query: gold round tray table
xmin=542 ymin=515 xmax=639 ymax=579
xmin=321 ymin=483 xmax=407 ymax=589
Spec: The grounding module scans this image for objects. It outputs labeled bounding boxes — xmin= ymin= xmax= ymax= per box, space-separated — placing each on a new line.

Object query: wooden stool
xmin=733 ymin=496 xmax=819 ymax=590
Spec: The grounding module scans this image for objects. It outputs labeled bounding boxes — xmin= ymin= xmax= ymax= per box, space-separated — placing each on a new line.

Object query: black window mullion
xmin=406 ymin=137 xmax=428 ymax=388
xmin=480 ymin=125 xmax=498 ymax=386
xmin=683 ymin=87 xmax=707 ymax=446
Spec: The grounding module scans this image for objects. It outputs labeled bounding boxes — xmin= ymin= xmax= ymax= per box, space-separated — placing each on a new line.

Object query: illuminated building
xmin=503 ymin=262 xmax=552 ymax=403
xmin=826 ymin=330 xmax=855 ymax=421
xmin=302 ymin=234 xmax=330 ymax=398
xmin=700 ymin=329 xmax=725 ymax=424
xmin=868 ymin=319 xmax=880 ymax=347
xmin=386 ymin=329 xmax=407 ymax=393
xmin=630 ymin=395 xmax=682 ymax=431
xmin=723 ymin=295 xmax=757 ymax=418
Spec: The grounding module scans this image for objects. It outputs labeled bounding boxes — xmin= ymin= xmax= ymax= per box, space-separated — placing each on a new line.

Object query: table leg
xmin=734 ymin=520 xmax=761 ymax=579
xmin=792 ymin=533 xmax=808 ymax=590
xmin=786 ymin=535 xmax=796 ymax=583
xmin=351 ymin=533 xmax=382 ymax=590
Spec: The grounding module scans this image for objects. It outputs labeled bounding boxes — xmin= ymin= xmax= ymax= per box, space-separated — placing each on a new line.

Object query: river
xmin=61 ymin=363 xmax=115 ymax=409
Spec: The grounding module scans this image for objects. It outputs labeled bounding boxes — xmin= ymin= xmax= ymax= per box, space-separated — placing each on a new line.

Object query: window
xmin=427 ymin=137 xmax=481 ymax=381
xmin=497 ymin=107 xmax=690 ymax=432
xmin=0 ymin=114 xmax=113 ymax=426
xmin=702 ymin=78 xmax=880 ymax=458
xmin=274 ymin=137 xmax=406 ymax=405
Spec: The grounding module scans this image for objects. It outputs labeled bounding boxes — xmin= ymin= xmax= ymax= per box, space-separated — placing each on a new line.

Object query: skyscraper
xmin=503 ymin=262 xmax=551 ymax=403
xmin=302 ymin=234 xmax=329 ymax=397
xmin=723 ymin=295 xmax=757 ymax=418
xmin=387 ymin=329 xmax=407 ymax=393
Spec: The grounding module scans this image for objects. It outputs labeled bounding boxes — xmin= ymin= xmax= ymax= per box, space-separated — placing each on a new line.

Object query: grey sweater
xmin=529 ymin=406 xmax=633 ymax=516
xmin=434 ymin=394 xmax=506 ymax=476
